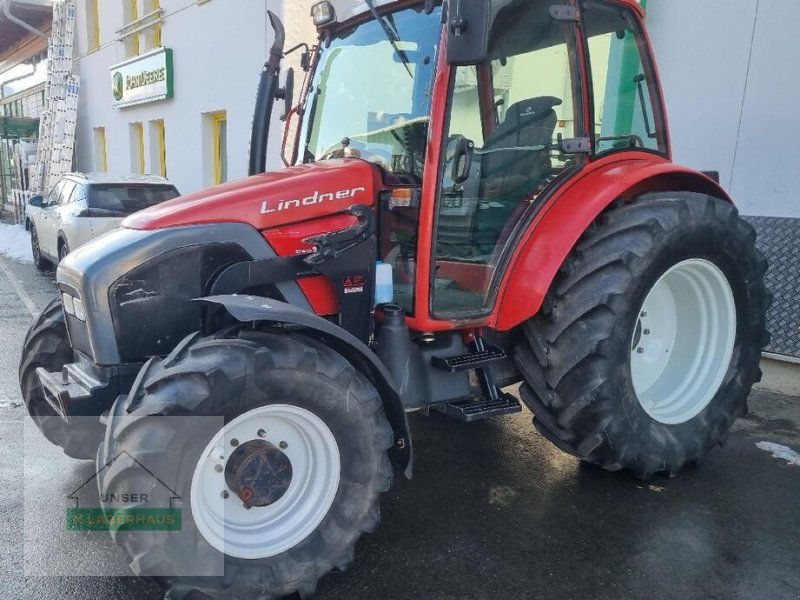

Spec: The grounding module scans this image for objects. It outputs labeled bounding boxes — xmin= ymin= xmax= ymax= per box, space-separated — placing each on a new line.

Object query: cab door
xmin=429 ymin=0 xmax=586 ymax=318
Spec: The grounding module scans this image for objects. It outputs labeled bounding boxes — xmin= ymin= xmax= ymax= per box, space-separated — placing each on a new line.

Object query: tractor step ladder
xmin=437 ymin=393 xmax=521 ymax=423
xmin=432 ymin=338 xmax=522 ymax=422
xmin=431 ymin=344 xmax=508 ymax=372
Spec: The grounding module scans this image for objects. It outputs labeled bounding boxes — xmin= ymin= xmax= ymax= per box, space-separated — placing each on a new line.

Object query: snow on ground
xmin=756 ymin=441 xmax=800 ymax=466
xmin=0 ymin=223 xmax=33 ymax=262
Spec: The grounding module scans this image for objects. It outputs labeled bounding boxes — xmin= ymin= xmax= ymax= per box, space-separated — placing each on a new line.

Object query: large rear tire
xmin=98 ymin=328 xmax=394 ymax=599
xmin=515 ymin=193 xmax=770 ymax=479
xmin=19 ymin=298 xmax=105 ymax=459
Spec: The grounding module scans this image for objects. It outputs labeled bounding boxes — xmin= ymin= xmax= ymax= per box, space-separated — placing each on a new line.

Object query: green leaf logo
xmin=112 ymin=72 xmax=124 ymax=101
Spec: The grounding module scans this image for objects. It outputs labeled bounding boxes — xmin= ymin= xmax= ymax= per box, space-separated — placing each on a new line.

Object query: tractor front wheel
xmin=98 ymin=328 xmax=394 ymax=599
xmin=516 ymin=193 xmax=769 ymax=479
xmin=19 ymin=298 xmax=105 ymax=459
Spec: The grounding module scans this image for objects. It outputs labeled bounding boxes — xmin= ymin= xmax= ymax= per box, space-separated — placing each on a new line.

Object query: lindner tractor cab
xmin=20 ymin=0 xmax=769 ymax=597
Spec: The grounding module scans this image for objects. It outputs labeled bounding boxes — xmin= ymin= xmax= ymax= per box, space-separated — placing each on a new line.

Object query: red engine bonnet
xmin=122 ymin=159 xmax=381 ymax=231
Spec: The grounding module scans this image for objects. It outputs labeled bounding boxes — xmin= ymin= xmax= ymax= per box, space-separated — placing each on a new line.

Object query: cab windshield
xmin=299 ymin=5 xmax=442 ymax=182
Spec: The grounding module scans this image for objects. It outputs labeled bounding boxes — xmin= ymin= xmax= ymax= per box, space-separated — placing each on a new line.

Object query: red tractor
xmin=20 ymin=0 xmax=769 ymax=597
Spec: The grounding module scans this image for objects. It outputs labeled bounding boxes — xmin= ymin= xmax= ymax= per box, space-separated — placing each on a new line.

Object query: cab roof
xmin=328 ymin=0 xmax=644 ymax=26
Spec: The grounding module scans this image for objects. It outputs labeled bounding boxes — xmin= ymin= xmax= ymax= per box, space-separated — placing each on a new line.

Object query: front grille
xmin=108 ymin=243 xmax=250 ymax=362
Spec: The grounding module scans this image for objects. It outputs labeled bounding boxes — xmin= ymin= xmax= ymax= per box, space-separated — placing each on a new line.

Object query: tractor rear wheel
xmin=97 ymin=328 xmax=393 ymax=599
xmin=19 ymin=298 xmax=105 ymax=459
xmin=515 ymin=193 xmax=769 ymax=479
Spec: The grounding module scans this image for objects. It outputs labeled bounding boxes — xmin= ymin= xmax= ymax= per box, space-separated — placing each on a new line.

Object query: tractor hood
xmin=123 ymin=159 xmax=380 ymax=231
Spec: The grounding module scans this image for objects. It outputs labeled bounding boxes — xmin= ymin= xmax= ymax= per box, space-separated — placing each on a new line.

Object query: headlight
xmin=62 ymin=293 xmax=85 ymax=321
xmin=73 ymin=297 xmax=86 ymax=321
xmin=62 ymin=293 xmax=75 ymax=316
xmin=311 ymin=1 xmax=335 ymax=26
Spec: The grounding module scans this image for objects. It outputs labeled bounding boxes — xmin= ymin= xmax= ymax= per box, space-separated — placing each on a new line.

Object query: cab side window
xmin=582 ymin=0 xmax=667 ymax=155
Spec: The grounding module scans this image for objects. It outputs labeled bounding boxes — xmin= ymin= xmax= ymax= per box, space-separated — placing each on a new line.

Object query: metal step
xmin=436 ymin=393 xmax=522 ymax=422
xmin=431 ymin=345 xmax=508 ymax=372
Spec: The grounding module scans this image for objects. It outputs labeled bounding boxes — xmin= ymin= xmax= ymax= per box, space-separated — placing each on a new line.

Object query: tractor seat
xmin=481 ymin=96 xmax=562 ymax=193
xmin=471 ymin=96 xmax=562 ymax=253
xmin=436 ymin=97 xmax=563 ymax=263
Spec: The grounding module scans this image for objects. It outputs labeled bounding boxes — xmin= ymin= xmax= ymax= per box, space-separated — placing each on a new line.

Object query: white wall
xmin=646 ymin=0 xmax=800 ymax=217
xmin=269 ymin=0 xmax=317 ymax=170
xmin=73 ymin=0 xmax=272 ymax=195
xmin=73 ymin=0 xmax=799 ymax=219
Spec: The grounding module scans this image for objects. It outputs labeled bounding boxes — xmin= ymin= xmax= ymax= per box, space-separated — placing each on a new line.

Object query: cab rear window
xmin=87 ymin=184 xmax=179 ymax=215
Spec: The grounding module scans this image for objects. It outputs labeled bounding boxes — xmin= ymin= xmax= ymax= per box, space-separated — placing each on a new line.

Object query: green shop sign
xmin=110 ymin=47 xmax=174 ymax=109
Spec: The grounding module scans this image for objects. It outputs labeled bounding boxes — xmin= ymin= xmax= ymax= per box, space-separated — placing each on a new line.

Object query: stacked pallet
xmin=30 ymin=0 xmax=80 ymax=195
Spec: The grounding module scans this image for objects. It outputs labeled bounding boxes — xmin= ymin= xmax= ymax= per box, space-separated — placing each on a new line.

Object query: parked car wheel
xmin=30 ymin=225 xmax=51 ymax=271
xmin=58 ymin=238 xmax=70 ymax=264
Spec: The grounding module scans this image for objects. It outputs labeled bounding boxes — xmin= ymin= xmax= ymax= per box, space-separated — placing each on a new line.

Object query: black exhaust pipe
xmin=249 ymin=10 xmax=286 ymax=176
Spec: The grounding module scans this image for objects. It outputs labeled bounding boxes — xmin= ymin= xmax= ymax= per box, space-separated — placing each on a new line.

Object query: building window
xmin=130 ymin=122 xmax=145 ymax=174
xmin=206 ymin=111 xmax=228 ymax=185
xmin=144 ymin=0 xmax=162 ymax=50
xmin=94 ymin=127 xmax=108 ymax=172
xmin=149 ymin=119 xmax=167 ymax=177
xmin=124 ymin=0 xmax=140 ymax=57
xmin=87 ymin=0 xmax=101 ymax=50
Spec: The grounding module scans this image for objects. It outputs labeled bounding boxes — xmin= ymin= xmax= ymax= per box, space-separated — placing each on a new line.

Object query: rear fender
xmin=197 ymin=294 xmax=413 ymax=478
xmin=493 ymin=158 xmax=732 ymax=331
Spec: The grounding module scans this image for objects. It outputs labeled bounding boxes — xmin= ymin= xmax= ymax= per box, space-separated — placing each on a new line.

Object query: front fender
xmin=198 ymin=294 xmax=412 ymax=478
xmin=493 ymin=156 xmax=732 ymax=331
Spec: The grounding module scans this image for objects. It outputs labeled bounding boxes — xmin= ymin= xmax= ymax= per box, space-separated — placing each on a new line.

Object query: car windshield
xmin=88 ymin=184 xmax=179 ymax=214
xmin=299 ymin=5 xmax=442 ymax=182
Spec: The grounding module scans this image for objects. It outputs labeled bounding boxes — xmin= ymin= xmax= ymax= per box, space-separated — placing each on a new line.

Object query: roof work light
xmin=311 ymin=1 xmax=336 ymax=26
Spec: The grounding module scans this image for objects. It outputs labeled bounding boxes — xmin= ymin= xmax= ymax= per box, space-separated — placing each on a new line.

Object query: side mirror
xmin=446 ymin=0 xmax=491 ymax=66
xmin=29 ymin=195 xmax=43 ymax=207
xmin=451 ymin=137 xmax=474 ymax=184
xmin=277 ymin=68 xmax=295 ymax=122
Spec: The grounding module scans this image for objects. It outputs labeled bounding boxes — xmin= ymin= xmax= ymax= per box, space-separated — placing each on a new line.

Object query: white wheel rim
xmin=630 ymin=259 xmax=737 ymax=425
xmin=191 ymin=404 xmax=341 ymax=559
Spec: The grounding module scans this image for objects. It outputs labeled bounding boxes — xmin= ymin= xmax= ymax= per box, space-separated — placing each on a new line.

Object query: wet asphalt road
xmin=0 ymin=251 xmax=799 ymax=600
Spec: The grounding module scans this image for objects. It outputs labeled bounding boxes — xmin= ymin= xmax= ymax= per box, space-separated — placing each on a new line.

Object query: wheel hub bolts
xmin=224 ymin=439 xmax=293 ymax=508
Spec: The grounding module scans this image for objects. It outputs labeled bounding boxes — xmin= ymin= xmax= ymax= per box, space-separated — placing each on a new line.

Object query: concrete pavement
xmin=0 ymin=252 xmax=798 ymax=600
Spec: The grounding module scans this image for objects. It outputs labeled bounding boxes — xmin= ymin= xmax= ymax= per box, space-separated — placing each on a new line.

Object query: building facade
xmin=72 ymin=0 xmax=315 ymax=195
xmin=0 ymin=2 xmax=51 ymax=212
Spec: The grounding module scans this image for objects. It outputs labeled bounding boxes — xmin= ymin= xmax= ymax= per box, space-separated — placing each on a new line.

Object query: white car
xmin=28 ymin=173 xmax=180 ymax=270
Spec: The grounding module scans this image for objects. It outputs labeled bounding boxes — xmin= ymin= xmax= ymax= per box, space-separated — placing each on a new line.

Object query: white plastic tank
xmin=374 ymin=260 xmax=394 ymax=305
